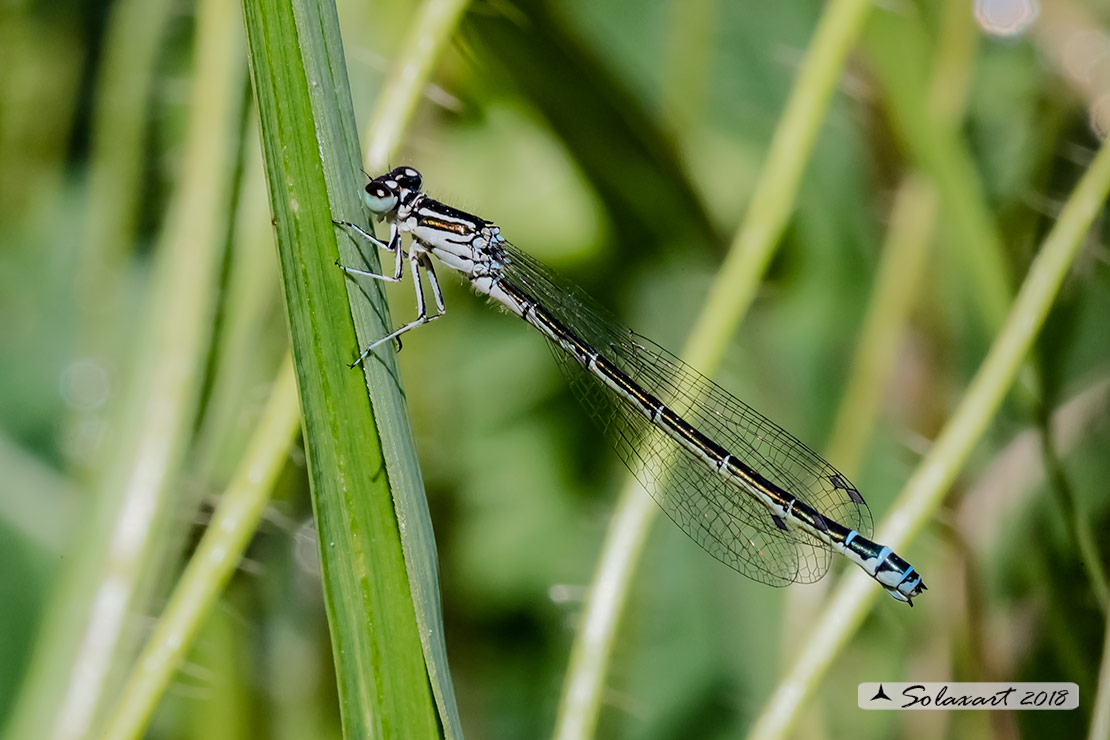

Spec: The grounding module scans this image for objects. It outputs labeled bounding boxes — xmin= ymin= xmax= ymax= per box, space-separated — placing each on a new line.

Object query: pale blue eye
xmin=362 ymin=187 xmax=398 ymax=214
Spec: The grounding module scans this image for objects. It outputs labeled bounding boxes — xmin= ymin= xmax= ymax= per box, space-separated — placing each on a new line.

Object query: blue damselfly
xmin=335 ymin=166 xmax=926 ymax=605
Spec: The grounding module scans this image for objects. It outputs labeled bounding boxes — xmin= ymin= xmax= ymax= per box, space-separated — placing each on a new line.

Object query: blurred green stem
xmin=927 ymin=0 xmax=978 ymax=125
xmin=187 ymin=606 xmax=252 ymax=740
xmin=1029 ymin=0 xmax=1110 ymax=616
xmin=0 ymin=432 xmax=77 ymax=555
xmin=826 ymin=0 xmax=977 ymax=482
xmin=749 ymin=137 xmax=1110 ymax=740
xmin=957 ymin=378 xmax=1110 ymax=557
xmin=682 ymin=0 xmax=873 ymax=371
xmin=192 ymin=123 xmax=286 ymax=481
xmin=100 ymin=358 xmax=300 ymax=740
xmin=75 ymin=0 xmax=177 ymax=371
xmin=661 ymin=0 xmax=716 ymax=130
xmin=554 ymin=1 xmax=874 ymax=737
xmin=865 ymin=7 xmax=1011 ymax=334
xmin=824 ymin=174 xmax=936 ymax=471
xmin=2 ymin=0 xmax=244 ymax=736
xmin=1040 ymin=400 xmax=1110 ymax=612
xmin=0 ymin=9 xmax=82 ymax=217
xmin=362 ymin=0 xmax=470 ymax=172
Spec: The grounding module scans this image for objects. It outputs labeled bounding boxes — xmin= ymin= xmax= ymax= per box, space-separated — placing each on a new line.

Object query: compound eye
xmin=401 ymin=167 xmax=422 ymax=190
xmin=362 ymin=181 xmax=399 ymax=214
xmin=390 ymin=166 xmax=422 ymax=192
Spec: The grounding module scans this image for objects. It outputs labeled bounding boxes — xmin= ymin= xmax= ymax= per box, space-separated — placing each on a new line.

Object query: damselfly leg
xmin=333 ymin=219 xmax=405 ymax=282
xmin=335 ymin=219 xmax=447 ymax=365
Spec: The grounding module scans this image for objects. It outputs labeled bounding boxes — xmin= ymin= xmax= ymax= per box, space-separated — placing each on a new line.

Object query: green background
xmin=2 ymin=0 xmax=1109 ymax=738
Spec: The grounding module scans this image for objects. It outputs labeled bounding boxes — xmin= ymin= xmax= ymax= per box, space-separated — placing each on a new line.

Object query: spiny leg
xmin=333 ymin=220 xmax=404 ymax=282
xmin=349 ymin=249 xmax=445 ymax=367
xmin=333 ymin=218 xmax=390 ymax=252
xmin=334 ymin=218 xmax=405 ymax=356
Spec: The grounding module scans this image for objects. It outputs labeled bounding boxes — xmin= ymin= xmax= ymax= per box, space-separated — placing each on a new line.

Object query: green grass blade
xmin=241 ymin=0 xmax=444 ymax=735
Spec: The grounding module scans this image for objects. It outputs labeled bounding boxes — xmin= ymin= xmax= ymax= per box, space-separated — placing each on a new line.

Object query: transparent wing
xmin=551 ymin=340 xmax=803 ymax=585
xmin=496 ymin=240 xmax=872 ymax=585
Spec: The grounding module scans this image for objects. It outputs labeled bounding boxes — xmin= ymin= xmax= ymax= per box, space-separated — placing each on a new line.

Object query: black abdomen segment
xmin=497 ymin=281 xmax=803 ymax=520
xmin=492 ymin=280 xmax=923 ymax=601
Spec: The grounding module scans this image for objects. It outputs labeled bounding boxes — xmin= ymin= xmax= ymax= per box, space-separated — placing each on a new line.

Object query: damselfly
xmin=335 ymin=166 xmax=926 ymax=605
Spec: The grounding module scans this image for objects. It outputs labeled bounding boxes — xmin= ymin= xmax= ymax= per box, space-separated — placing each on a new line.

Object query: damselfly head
xmin=363 ymin=179 xmax=400 ymax=215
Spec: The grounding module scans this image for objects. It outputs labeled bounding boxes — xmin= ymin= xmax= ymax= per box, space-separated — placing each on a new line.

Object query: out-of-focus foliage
xmin=1 ymin=0 xmax=1109 ymax=738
